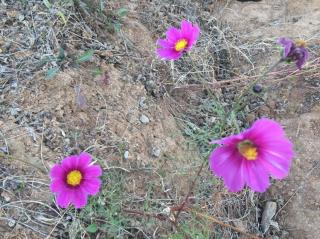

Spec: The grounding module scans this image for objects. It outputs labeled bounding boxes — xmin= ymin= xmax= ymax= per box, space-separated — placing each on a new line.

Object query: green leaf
xmin=113 ymin=22 xmax=121 ymax=33
xmin=117 ymin=8 xmax=128 ymax=18
xmin=57 ymin=47 xmax=65 ymax=61
xmin=91 ymin=67 xmax=103 ymax=76
xmin=57 ymin=11 xmax=67 ymax=25
xmin=46 ymin=67 xmax=59 ymax=80
xmin=76 ymin=49 xmax=95 ymax=64
xmin=86 ymin=223 xmax=98 ymax=233
xmin=43 ymin=0 xmax=52 ymax=9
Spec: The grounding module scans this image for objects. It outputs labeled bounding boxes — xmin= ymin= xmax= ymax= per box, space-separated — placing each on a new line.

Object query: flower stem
xmin=170 ymin=60 xmax=175 ymax=82
xmin=173 ymin=160 xmax=205 ymax=225
xmin=230 ymin=59 xmax=284 ymax=126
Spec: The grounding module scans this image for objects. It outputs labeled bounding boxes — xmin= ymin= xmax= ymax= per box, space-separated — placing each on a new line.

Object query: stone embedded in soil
xmin=7 ymin=218 xmax=16 ymax=228
xmin=124 ymin=150 xmax=129 ymax=160
xmin=1 ymin=191 xmax=11 ymax=202
xmin=261 ymin=201 xmax=279 ymax=233
xmin=151 ymin=147 xmax=161 ymax=157
xmin=139 ymin=97 xmax=147 ymax=109
xmin=139 ymin=114 xmax=150 ymax=124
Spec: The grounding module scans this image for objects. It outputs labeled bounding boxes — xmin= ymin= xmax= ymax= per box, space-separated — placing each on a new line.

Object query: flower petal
xmin=259 ymin=140 xmax=293 ymax=179
xmin=166 ymin=27 xmax=181 ymax=43
xmin=156 ymin=48 xmax=182 ymax=60
xmin=211 ymin=134 xmax=243 ymax=146
xmin=245 ymin=161 xmax=270 ymax=192
xmin=56 ymin=191 xmax=71 ymax=208
xmin=81 ymin=178 xmax=101 ymax=195
xmin=79 ymin=152 xmax=92 ymax=167
xmin=296 ymin=47 xmax=309 ymax=70
xmin=50 ymin=179 xmax=65 ymax=193
xmin=84 ymin=165 xmax=102 ymax=179
xmin=157 ymin=39 xmax=174 ymax=48
xmin=277 ymin=38 xmax=293 ymax=57
xmin=181 ymin=20 xmax=200 ymax=49
xmin=209 ymin=146 xmax=246 ymax=192
xmin=72 ymin=188 xmax=88 ymax=209
xmin=50 ymin=164 xmax=65 ymax=179
xmin=245 ymin=118 xmax=286 ymax=145
xmin=61 ymin=155 xmax=78 ymax=171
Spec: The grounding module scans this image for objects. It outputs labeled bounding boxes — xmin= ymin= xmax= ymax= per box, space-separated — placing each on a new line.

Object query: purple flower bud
xmin=252 ymin=84 xmax=263 ymax=93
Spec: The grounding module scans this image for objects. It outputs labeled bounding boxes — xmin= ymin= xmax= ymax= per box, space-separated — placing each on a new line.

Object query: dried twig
xmin=173 ymin=161 xmax=206 ymax=225
xmin=122 ymin=208 xmax=168 ymax=222
xmin=190 ymin=209 xmax=262 ymax=239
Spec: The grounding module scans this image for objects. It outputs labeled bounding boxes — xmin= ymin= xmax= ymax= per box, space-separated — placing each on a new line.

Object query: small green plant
xmin=73 ymin=0 xmax=128 ymax=33
xmin=44 ymin=48 xmax=95 ymax=80
xmin=183 ymin=96 xmax=230 ymax=157
xmin=77 ymin=171 xmax=130 ymax=238
xmin=169 ymin=213 xmax=212 ymax=239
xmin=42 ymin=0 xmax=68 ymax=25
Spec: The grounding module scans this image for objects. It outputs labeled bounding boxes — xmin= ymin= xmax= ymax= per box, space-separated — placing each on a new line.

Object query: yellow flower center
xmin=174 ymin=39 xmax=188 ymax=52
xmin=295 ymin=39 xmax=306 ymax=47
xmin=238 ymin=140 xmax=258 ymax=161
xmin=66 ymin=170 xmax=82 ymax=186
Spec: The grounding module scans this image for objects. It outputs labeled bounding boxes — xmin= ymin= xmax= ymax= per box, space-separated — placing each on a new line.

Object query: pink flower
xmin=156 ymin=20 xmax=200 ymax=60
xmin=50 ymin=152 xmax=102 ymax=208
xmin=209 ymin=119 xmax=294 ymax=193
xmin=277 ymin=38 xmax=309 ymax=70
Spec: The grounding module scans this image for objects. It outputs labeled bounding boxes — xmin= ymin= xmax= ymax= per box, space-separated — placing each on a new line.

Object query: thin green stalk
xmin=170 ymin=60 xmax=175 ymax=82
xmin=229 ymin=59 xmax=284 ymax=131
xmin=232 ymin=59 xmax=283 ymax=113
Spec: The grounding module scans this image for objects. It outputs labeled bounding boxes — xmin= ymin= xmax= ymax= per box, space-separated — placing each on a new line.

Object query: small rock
xmin=7 ymin=218 xmax=16 ymax=228
xmin=136 ymin=74 xmax=143 ymax=82
xmin=0 ymin=146 xmax=9 ymax=154
xmin=124 ymin=151 xmax=129 ymax=160
xmin=261 ymin=201 xmax=279 ymax=233
xmin=139 ymin=114 xmax=150 ymax=124
xmin=281 ymin=230 xmax=289 ymax=238
xmin=139 ymin=97 xmax=147 ymax=109
xmin=233 ymin=220 xmax=247 ymax=231
xmin=152 ymin=147 xmax=161 ymax=157
xmin=10 ymin=81 xmax=18 ymax=88
xmin=1 ymin=191 xmax=11 ymax=202
xmin=18 ymin=14 xmax=25 ymax=21
xmin=10 ymin=107 xmax=21 ymax=116
xmin=145 ymin=80 xmax=156 ymax=92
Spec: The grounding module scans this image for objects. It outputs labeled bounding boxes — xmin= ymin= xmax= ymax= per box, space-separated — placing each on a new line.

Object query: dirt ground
xmin=221 ymin=1 xmax=320 ymax=238
xmin=0 ymin=0 xmax=320 ymax=238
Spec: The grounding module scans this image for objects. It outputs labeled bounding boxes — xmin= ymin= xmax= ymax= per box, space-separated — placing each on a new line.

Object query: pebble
xmin=124 ymin=151 xmax=129 ymax=160
xmin=139 ymin=97 xmax=147 ymax=109
xmin=7 ymin=218 xmax=16 ymax=228
xmin=261 ymin=201 xmax=279 ymax=233
xmin=152 ymin=147 xmax=161 ymax=157
xmin=10 ymin=107 xmax=21 ymax=116
xmin=139 ymin=114 xmax=150 ymax=124
xmin=1 ymin=191 xmax=11 ymax=202
xmin=136 ymin=74 xmax=144 ymax=82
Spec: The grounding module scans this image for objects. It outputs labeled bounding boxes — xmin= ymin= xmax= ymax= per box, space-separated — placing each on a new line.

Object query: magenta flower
xmin=209 ymin=119 xmax=294 ymax=193
xmin=50 ymin=152 xmax=102 ymax=208
xmin=277 ymin=38 xmax=309 ymax=70
xmin=156 ymin=20 xmax=200 ymax=60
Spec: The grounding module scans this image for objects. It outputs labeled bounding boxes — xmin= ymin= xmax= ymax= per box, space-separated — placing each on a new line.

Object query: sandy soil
xmin=221 ymin=1 xmax=320 ymax=238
